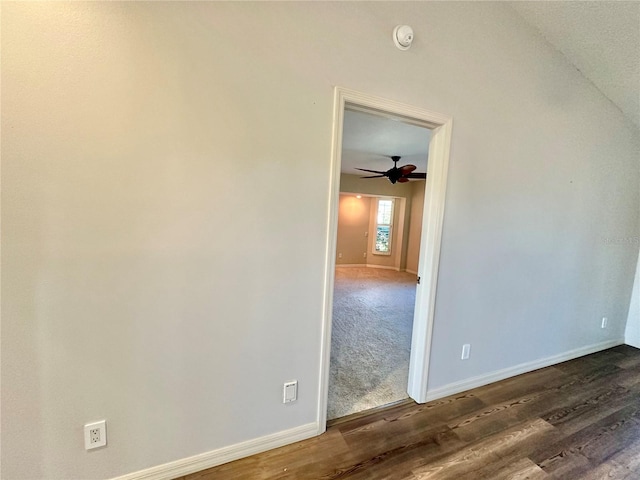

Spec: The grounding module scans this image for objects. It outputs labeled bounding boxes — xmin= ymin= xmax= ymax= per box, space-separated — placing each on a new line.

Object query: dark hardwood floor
xmin=183 ymin=345 xmax=640 ymax=479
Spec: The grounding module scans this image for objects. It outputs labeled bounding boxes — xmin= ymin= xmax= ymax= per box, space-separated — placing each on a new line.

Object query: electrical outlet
xmin=84 ymin=420 xmax=107 ymax=450
xmin=363 ymin=252 xmax=367 ymax=258
xmin=601 ymin=317 xmax=608 ymax=329
xmin=338 ymin=253 xmax=342 ymax=259
xmin=461 ymin=344 xmax=471 ymax=360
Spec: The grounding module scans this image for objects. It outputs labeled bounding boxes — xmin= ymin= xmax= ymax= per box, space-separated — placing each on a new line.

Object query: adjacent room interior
xmin=328 ymin=108 xmax=429 ymax=420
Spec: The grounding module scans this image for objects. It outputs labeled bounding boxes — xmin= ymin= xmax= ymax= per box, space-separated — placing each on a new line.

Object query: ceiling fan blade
xmin=360 ymin=174 xmax=386 ymax=178
xmin=399 ymin=164 xmax=417 ymax=174
xmin=405 ymin=172 xmax=427 ymax=179
xmin=397 ymin=177 xmax=410 ymax=183
xmin=355 ymin=168 xmax=387 ymax=174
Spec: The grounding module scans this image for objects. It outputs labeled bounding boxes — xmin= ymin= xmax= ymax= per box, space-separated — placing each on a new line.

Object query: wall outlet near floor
xmin=84 ymin=420 xmax=107 ymax=450
xmin=283 ymin=381 xmax=297 ymax=403
xmin=338 ymin=253 xmax=342 ymax=259
xmin=363 ymin=252 xmax=367 ymax=258
xmin=461 ymin=344 xmax=471 ymax=360
xmin=601 ymin=317 xmax=608 ymax=329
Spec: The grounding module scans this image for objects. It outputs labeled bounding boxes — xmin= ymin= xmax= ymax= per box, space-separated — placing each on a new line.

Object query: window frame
xmin=373 ymin=198 xmax=394 ymax=255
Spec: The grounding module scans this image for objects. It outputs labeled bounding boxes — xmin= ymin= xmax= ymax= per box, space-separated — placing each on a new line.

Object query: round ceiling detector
xmin=393 ymin=25 xmax=414 ymax=50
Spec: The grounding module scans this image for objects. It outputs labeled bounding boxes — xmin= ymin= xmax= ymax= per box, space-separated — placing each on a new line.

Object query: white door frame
xmin=317 ymin=87 xmax=452 ymax=432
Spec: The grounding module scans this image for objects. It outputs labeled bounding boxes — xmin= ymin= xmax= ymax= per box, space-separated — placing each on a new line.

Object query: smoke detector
xmin=393 ymin=25 xmax=414 ymax=50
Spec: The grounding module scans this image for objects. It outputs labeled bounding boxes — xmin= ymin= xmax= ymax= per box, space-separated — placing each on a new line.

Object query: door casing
xmin=317 ymin=87 xmax=453 ymax=431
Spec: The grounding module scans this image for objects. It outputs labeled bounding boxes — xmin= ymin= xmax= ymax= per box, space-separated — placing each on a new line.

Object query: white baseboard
xmin=366 ymin=264 xmax=400 ymax=271
xmin=112 ymin=339 xmax=625 ymax=479
xmin=425 ymin=338 xmax=625 ymax=402
xmin=626 ymin=339 xmax=640 ymax=349
xmin=111 ymin=422 xmax=319 ymax=480
xmin=335 ymin=264 xmax=401 ymax=271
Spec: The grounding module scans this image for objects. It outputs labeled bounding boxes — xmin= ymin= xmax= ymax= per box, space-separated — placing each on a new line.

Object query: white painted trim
xmin=318 ymin=86 xmax=453 ymax=431
xmin=407 ymin=113 xmax=452 ymax=403
xmin=624 ymin=247 xmax=640 ymax=348
xmin=365 ymin=264 xmax=400 ymax=271
xmin=334 ymin=264 xmax=403 ymax=271
xmin=113 ymin=337 xmax=623 ymax=480
xmin=110 ymin=423 xmax=319 ymax=480
xmin=317 ymin=87 xmax=346 ymax=432
xmin=425 ymin=339 xmax=624 ymax=402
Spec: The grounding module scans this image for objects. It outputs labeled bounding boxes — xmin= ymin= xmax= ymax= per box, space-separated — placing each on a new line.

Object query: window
xmin=374 ymin=198 xmax=394 ymax=255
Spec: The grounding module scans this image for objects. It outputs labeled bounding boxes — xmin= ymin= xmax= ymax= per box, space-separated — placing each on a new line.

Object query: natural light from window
xmin=374 ymin=198 xmax=394 ymax=255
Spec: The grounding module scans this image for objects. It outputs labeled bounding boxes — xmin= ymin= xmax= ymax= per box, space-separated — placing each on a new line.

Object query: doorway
xmin=318 ymin=88 xmax=452 ymax=430
xmin=327 ymin=109 xmax=430 ymax=420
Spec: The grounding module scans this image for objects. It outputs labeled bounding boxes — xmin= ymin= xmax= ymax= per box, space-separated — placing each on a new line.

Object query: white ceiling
xmin=509 ymin=1 xmax=640 ymax=129
xmin=341 ymin=109 xmax=431 ymax=177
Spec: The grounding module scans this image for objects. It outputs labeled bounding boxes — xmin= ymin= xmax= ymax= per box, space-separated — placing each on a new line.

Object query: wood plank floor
xmin=183 ymin=345 xmax=640 ymax=479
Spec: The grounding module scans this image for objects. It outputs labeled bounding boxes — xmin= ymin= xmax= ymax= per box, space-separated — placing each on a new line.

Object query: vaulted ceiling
xmin=509 ymin=1 xmax=640 ymax=130
xmin=342 ymin=2 xmax=639 ymax=178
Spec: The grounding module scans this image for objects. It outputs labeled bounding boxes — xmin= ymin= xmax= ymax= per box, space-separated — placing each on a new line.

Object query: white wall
xmin=2 ymin=2 xmax=639 ymax=479
xmin=625 ymin=248 xmax=640 ymax=348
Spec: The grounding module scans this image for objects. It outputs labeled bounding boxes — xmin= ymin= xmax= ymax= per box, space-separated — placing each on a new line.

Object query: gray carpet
xmin=328 ymin=267 xmax=417 ymax=420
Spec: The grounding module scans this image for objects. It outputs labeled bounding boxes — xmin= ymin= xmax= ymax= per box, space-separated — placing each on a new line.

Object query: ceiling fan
xmin=356 ymin=156 xmax=426 ymax=184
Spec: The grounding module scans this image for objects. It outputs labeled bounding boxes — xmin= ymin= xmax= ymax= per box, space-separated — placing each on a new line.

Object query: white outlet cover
xmin=84 ymin=420 xmax=107 ymax=450
xmin=283 ymin=381 xmax=297 ymax=403
xmin=461 ymin=344 xmax=471 ymax=360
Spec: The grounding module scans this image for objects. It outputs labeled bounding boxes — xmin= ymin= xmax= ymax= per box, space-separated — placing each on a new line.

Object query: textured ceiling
xmin=510 ymin=1 xmax=640 ymax=129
